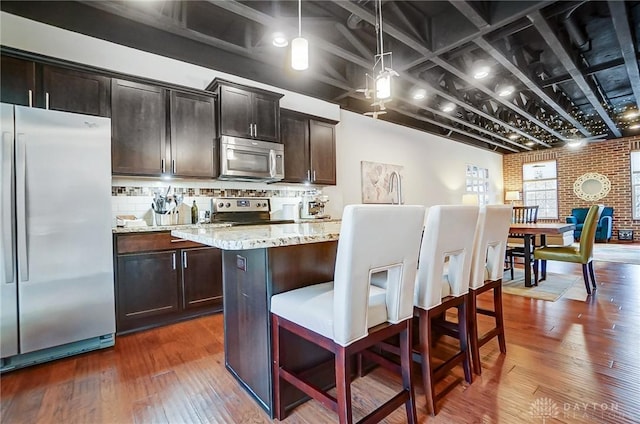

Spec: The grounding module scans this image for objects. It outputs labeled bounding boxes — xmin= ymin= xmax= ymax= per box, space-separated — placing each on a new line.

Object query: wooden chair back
xmin=512 ymin=206 xmax=539 ymax=224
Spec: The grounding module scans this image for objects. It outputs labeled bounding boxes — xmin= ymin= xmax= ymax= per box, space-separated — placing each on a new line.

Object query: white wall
xmin=321 ymin=111 xmax=504 ymax=218
xmin=1 ymin=12 xmax=504 ymax=220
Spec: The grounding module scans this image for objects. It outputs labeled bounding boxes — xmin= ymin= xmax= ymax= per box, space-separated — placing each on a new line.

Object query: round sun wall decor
xmin=573 ymin=172 xmax=611 ymax=201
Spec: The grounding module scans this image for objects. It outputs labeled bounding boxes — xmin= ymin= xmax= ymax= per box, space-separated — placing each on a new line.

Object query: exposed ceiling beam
xmin=608 ymin=0 xmax=640 ymax=109
xmin=449 ymin=1 xmax=490 ymax=29
xmin=528 ymin=10 xmax=622 ymax=137
xmin=332 ymin=0 xmax=554 ymax=146
xmin=79 ymin=0 xmax=353 ymax=94
xmin=387 ymin=105 xmax=520 ymax=153
xmin=207 ymin=0 xmax=372 ymax=69
xmin=212 ymin=0 xmax=537 ymax=149
xmin=334 ymin=23 xmax=372 ymax=60
xmin=541 ymin=57 xmax=627 ymax=87
xmin=474 ymin=37 xmax=591 ymax=136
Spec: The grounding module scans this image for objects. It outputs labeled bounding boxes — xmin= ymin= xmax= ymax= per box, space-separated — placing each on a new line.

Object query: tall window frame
xmin=632 ymin=151 xmax=640 ymax=219
xmin=522 ymin=160 xmax=558 ymax=219
xmin=465 ymin=164 xmax=489 ymax=206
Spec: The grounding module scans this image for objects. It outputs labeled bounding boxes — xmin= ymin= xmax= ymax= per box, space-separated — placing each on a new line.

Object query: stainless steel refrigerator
xmin=1 ymin=104 xmax=115 ymax=372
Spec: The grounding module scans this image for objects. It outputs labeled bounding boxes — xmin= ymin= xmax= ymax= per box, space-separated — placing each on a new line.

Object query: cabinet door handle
xmin=307 ymin=169 xmax=310 ymax=181
xmin=313 ymin=170 xmax=316 ymax=182
xmin=161 ymin=158 xmax=166 ymax=173
xmin=249 ymin=124 xmax=253 ymax=137
xmin=28 ymin=90 xmax=33 ymax=108
xmin=170 ymin=238 xmax=189 ymax=243
xmin=183 ymin=251 xmax=188 ymax=269
xmin=254 ymin=123 xmax=257 ymax=136
xmin=172 ymin=252 xmax=176 ymax=270
xmin=172 ymin=159 xmax=176 ymax=174
xmin=45 ymin=92 xmax=50 ymax=110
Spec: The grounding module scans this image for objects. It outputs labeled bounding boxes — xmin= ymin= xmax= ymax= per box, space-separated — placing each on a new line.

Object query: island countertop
xmin=171 ymin=221 xmax=342 ymax=250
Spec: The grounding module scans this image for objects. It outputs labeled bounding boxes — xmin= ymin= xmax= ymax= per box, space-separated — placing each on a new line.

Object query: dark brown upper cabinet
xmin=207 ymin=79 xmax=283 ymax=142
xmin=112 ymin=79 xmax=217 ymax=178
xmin=281 ymin=110 xmax=337 ymax=185
xmin=170 ymin=91 xmax=217 ymax=178
xmin=42 ymin=65 xmax=111 ymax=117
xmin=0 ymin=56 xmax=35 ymax=107
xmin=111 ymin=79 xmax=167 ymax=176
xmin=1 ymin=55 xmax=110 ymax=117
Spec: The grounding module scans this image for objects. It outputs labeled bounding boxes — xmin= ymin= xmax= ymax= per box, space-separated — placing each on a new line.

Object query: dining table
xmin=508 ymin=222 xmax=575 ymax=287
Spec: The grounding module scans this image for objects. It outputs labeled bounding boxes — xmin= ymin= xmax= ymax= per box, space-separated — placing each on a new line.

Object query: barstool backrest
xmin=470 ymin=205 xmax=513 ymax=289
xmin=333 ymin=204 xmax=426 ymax=346
xmin=414 ymin=205 xmax=479 ymax=310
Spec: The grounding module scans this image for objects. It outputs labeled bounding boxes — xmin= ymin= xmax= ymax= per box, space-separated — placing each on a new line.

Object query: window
xmin=632 ymin=151 xmax=640 ymax=219
xmin=465 ymin=164 xmax=489 ymax=206
xmin=522 ymin=160 xmax=558 ymax=219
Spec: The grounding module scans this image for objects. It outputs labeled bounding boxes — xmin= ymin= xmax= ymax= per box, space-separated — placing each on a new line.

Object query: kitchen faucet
xmin=389 ymin=170 xmax=403 ymax=205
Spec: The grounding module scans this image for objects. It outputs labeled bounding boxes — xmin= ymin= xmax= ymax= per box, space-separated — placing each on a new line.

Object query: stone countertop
xmin=113 ymin=222 xmax=232 ymax=234
xmin=171 ymin=221 xmax=342 ymax=250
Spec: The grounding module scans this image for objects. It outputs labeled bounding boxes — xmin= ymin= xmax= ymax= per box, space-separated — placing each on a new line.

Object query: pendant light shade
xmin=376 ymin=73 xmax=391 ymax=99
xmin=291 ymin=37 xmax=308 ymax=70
xmin=291 ymin=0 xmax=308 ymax=71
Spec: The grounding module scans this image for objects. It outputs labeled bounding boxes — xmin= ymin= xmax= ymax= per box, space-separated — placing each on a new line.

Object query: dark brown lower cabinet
xmin=115 ymin=232 xmax=222 ymax=334
xmin=181 ymin=246 xmax=223 ymax=310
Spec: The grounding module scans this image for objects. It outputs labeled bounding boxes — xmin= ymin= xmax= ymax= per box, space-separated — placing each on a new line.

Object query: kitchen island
xmin=172 ymin=222 xmax=341 ymax=417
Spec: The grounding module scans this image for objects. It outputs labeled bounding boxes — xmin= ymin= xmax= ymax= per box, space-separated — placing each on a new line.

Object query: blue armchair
xmin=566 ymin=207 xmax=613 ymax=242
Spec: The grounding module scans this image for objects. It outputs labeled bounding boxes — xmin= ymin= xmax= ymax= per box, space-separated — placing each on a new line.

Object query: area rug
xmin=502 ymin=269 xmax=580 ymax=301
xmin=592 ymin=243 xmax=640 ymax=265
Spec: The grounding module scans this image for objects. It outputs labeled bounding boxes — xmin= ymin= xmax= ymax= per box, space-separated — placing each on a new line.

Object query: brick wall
xmin=503 ymin=136 xmax=639 ymax=242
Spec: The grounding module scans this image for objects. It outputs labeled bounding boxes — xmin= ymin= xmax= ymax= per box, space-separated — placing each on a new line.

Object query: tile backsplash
xmin=111 ymin=178 xmax=313 ymax=226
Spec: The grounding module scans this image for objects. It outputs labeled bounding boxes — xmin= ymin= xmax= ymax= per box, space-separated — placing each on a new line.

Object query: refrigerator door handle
xmin=16 ymin=133 xmax=28 ymax=282
xmin=2 ymin=131 xmax=14 ymax=283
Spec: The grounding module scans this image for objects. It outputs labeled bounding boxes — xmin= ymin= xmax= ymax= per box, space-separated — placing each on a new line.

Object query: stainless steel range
xmin=211 ymin=197 xmax=295 ymax=226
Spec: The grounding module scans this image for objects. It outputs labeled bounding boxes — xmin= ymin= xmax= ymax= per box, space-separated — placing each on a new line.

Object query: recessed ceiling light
xmin=496 ymin=83 xmax=515 ymax=97
xmin=630 ymin=123 xmax=640 ymax=129
xmin=272 ymin=32 xmax=288 ymax=47
xmin=441 ymin=102 xmax=456 ymax=113
xmin=567 ymin=140 xmax=583 ymax=148
xmin=508 ymin=133 xmax=520 ymax=140
xmin=624 ymin=110 xmax=640 ymax=119
xmin=472 ymin=60 xmax=490 ymax=79
xmin=525 ymin=141 xmax=535 ymax=147
xmin=412 ymin=88 xmax=427 ymax=100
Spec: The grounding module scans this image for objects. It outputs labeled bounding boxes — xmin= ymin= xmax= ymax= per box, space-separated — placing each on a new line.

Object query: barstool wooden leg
xmin=494 ymin=284 xmax=506 ymax=354
xmin=399 ymin=322 xmax=417 ymax=424
xmin=419 ymin=308 xmax=436 ymax=416
xmin=335 ymin=348 xmax=353 ymax=424
xmin=468 ymin=290 xmax=481 ymax=375
xmin=271 ymin=314 xmax=285 ymax=421
xmin=457 ymin=300 xmax=472 ymax=383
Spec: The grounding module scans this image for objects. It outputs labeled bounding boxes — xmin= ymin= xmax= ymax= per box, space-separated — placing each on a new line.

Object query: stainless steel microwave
xmin=219 ymin=136 xmax=284 ymax=182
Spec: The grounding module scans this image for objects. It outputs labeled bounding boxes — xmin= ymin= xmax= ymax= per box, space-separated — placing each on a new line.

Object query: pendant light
xmin=359 ymin=0 xmax=398 ymax=118
xmin=291 ymin=0 xmax=308 ymax=71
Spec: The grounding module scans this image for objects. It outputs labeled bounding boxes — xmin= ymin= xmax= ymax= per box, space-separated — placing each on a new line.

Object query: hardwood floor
xmin=2 ymin=258 xmax=640 ymax=423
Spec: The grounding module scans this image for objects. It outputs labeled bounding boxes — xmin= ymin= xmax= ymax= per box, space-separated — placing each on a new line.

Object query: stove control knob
xmin=225 ymin=203 xmax=231 ymax=208
xmin=256 ymin=202 xmax=262 ymax=207
xmin=218 ymin=202 xmax=224 ymax=208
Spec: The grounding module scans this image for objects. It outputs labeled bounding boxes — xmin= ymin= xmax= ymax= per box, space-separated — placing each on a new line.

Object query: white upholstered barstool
xmin=270 ymin=204 xmax=426 ymax=424
xmin=468 ymin=205 xmax=512 ymax=375
xmin=413 ymin=205 xmax=479 ymax=415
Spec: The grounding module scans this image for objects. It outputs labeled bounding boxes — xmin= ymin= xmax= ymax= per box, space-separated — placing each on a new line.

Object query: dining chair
xmin=505 ymin=205 xmax=539 ymax=282
xmin=270 ymin=204 xmax=426 ymax=424
xmin=534 ymin=204 xmax=604 ymax=295
xmin=468 ymin=205 xmax=512 ymax=375
xmin=413 ymin=205 xmax=479 ymax=415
